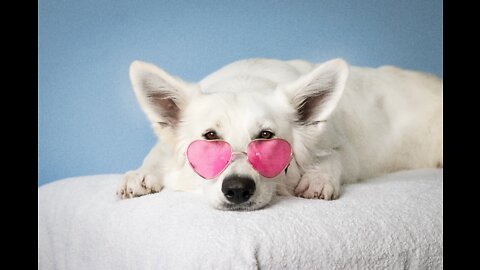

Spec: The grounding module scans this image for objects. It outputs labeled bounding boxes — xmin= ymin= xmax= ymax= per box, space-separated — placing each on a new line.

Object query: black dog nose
xmin=221 ymin=176 xmax=256 ymax=204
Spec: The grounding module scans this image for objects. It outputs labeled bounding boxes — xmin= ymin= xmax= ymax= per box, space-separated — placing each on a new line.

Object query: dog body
xmin=117 ymin=58 xmax=443 ymax=210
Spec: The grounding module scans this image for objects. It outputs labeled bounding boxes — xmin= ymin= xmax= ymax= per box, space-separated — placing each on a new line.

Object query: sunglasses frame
xmin=185 ymin=138 xmax=293 ymax=180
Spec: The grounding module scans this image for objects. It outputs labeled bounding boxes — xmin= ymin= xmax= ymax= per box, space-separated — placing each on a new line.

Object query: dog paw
xmin=294 ymin=173 xmax=339 ymax=200
xmin=116 ymin=170 xmax=163 ymax=199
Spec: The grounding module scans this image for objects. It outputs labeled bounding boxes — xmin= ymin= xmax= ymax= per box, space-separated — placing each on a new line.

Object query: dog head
xmin=129 ymin=59 xmax=348 ymax=210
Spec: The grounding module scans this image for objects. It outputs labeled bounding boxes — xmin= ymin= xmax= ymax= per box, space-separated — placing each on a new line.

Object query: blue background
xmin=38 ymin=0 xmax=443 ymax=186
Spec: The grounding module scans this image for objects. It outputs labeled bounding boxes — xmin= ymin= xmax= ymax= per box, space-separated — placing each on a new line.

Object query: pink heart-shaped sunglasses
xmin=186 ymin=138 xmax=293 ymax=179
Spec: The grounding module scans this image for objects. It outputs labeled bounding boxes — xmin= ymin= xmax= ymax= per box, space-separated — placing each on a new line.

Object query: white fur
xmin=117 ymin=58 xmax=443 ymax=211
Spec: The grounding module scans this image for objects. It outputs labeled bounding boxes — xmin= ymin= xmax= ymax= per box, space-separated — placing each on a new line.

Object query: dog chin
xmin=214 ymin=201 xmax=268 ymax=211
xmin=210 ymin=192 xmax=275 ymax=211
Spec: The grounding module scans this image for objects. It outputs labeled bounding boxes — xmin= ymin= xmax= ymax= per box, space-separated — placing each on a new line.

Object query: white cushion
xmin=38 ymin=169 xmax=443 ymax=270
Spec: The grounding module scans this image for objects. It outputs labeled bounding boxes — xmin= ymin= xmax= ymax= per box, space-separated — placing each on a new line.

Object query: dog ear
xmin=129 ymin=60 xmax=199 ymax=127
xmin=282 ymin=58 xmax=349 ymax=124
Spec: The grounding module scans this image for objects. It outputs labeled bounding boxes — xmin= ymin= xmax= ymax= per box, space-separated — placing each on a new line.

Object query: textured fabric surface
xmin=38 ymin=169 xmax=443 ymax=270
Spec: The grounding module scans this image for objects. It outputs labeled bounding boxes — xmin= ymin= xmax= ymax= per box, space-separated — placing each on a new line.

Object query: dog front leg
xmin=294 ymin=152 xmax=342 ymax=200
xmin=117 ymin=142 xmax=165 ymax=199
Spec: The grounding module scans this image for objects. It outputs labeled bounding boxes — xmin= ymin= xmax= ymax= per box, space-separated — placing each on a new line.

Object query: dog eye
xmin=203 ymin=131 xmax=219 ymax=140
xmin=258 ymin=130 xmax=274 ymax=139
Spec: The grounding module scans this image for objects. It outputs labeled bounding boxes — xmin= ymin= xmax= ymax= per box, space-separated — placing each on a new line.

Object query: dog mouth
xmin=217 ymin=198 xmax=272 ymax=211
xmin=219 ymin=185 xmax=278 ymax=211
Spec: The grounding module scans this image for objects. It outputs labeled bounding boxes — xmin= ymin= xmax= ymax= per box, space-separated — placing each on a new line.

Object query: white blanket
xmin=38 ymin=169 xmax=443 ymax=270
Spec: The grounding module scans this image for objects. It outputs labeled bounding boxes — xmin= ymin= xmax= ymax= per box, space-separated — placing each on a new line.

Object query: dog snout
xmin=221 ymin=175 xmax=256 ymax=204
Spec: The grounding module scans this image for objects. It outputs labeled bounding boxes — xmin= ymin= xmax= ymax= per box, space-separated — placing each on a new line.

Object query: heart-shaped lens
xmin=186 ymin=140 xmax=232 ymax=179
xmin=247 ymin=139 xmax=292 ymax=178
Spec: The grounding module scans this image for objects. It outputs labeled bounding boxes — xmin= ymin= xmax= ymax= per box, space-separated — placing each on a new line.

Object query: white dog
xmin=117 ymin=58 xmax=443 ymax=210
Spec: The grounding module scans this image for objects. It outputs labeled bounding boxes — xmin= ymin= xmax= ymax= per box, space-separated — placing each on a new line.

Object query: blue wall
xmin=38 ymin=0 xmax=443 ymax=186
